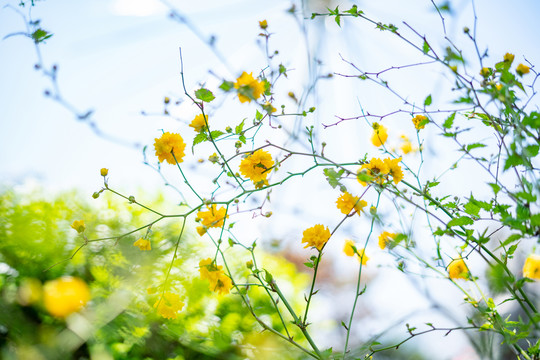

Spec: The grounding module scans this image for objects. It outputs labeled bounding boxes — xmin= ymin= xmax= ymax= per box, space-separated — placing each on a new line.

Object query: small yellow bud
xmin=503 ymin=53 xmax=514 ymax=64
xmin=246 ymin=260 xmax=254 ymax=269
xmin=516 ymin=63 xmax=530 ymax=76
xmin=70 ymin=220 xmax=86 ymax=233
xmin=100 ymin=168 xmax=109 ymax=176
xmin=259 ymin=20 xmax=268 ymax=30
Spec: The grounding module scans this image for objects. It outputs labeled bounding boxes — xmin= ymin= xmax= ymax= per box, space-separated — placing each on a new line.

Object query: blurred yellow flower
xmin=239 ymin=149 xmax=274 ymax=183
xmin=504 ymin=52 xmax=514 ymax=64
xmin=384 ymin=157 xmax=403 ymax=185
xmin=199 ymin=258 xmax=232 ymax=295
xmin=516 ymin=63 xmax=530 ymax=76
xmin=189 ymin=114 xmax=208 ymax=132
xmin=70 ymin=220 xmax=86 ymax=233
xmin=154 ymin=292 xmax=184 ymax=319
xmin=234 ymin=72 xmax=265 ymax=103
xmin=17 ymin=278 xmax=42 ymax=306
xmin=100 ymin=168 xmax=108 ymax=176
xmin=448 ymin=259 xmax=469 ymax=280
xmin=43 ymin=277 xmax=90 ymax=318
xmin=302 ymin=224 xmax=331 ymax=251
xmin=336 ymin=192 xmax=367 ymax=215
xmin=356 ymin=248 xmax=369 ymax=265
xmin=343 ymin=239 xmax=356 ymax=257
xmin=197 ymin=204 xmax=228 ymax=230
xmin=133 ymin=238 xmax=151 ymax=251
xmin=259 ymin=19 xmax=268 ymax=29
xmin=370 ymin=122 xmax=388 ymax=147
xmin=480 ymin=67 xmax=491 ymax=77
xmin=154 ymin=132 xmax=186 ymax=165
xmin=378 ymin=231 xmax=397 ymax=249
xmin=522 ymin=254 xmax=540 ymax=280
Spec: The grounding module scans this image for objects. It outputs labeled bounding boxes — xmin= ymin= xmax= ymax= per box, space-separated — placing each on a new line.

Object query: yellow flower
xmin=189 ymin=114 xmax=208 ymax=132
xmin=356 ymin=248 xmax=369 ymax=265
xmin=522 ymin=254 xmax=540 ymax=280
xmin=199 ymin=258 xmax=232 ymax=295
xmin=197 ymin=204 xmax=229 ymax=229
xmin=239 ymin=149 xmax=274 ymax=183
xmin=100 ymin=168 xmax=108 ymax=176
xmin=70 ymin=220 xmax=85 ymax=233
xmin=370 ymin=122 xmax=388 ymax=147
xmin=336 ymin=192 xmax=367 ymax=215
xmin=154 ymin=132 xmax=186 ymax=165
xmin=480 ymin=67 xmax=491 ymax=77
xmin=263 ymin=101 xmax=277 ymax=114
xmin=259 ymin=19 xmax=268 ymax=29
xmin=357 ymin=158 xmax=390 ymax=186
xmin=516 ymin=63 xmax=530 ymax=76
xmin=43 ymin=277 xmax=90 ymax=318
xmin=154 ymin=292 xmax=184 ymax=319
xmin=400 ymin=135 xmax=414 ymax=154
xmin=302 ymin=224 xmax=331 ymax=251
xmin=17 ymin=278 xmax=42 ymax=306
xmin=383 ymin=157 xmax=403 ymax=185
xmin=378 ymin=231 xmax=397 ymax=249
xmin=448 ymin=258 xmax=469 ymax=280
xmin=504 ymin=52 xmax=515 ymax=64
xmin=196 ymin=226 xmax=206 ymax=236
xmin=495 ymin=83 xmax=503 ymax=91
xmin=133 ymin=238 xmax=151 ymax=251
xmin=412 ymin=115 xmax=428 ymax=130
xmin=343 ymin=239 xmax=356 ymax=257
xmin=208 ymin=152 xmax=219 ymax=163
xmin=234 ymin=72 xmax=265 ymax=103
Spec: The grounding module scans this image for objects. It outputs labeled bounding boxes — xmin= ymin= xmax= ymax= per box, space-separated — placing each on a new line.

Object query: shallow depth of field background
xmin=1 ymin=0 xmax=539 ymax=359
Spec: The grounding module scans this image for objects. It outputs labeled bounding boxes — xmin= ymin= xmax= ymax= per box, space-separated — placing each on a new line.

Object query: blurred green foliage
xmin=0 ymin=188 xmax=308 ymax=359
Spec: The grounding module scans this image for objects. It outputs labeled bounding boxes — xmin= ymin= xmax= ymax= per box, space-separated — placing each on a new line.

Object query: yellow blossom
xmin=448 ymin=258 xmax=469 ymax=280
xmin=154 ymin=132 xmax=186 ymax=165
xmin=154 ymin=292 xmax=184 ymax=319
xmin=43 ymin=277 xmax=90 ymax=318
xmin=259 ymin=20 xmax=268 ymax=29
xmin=522 ymin=254 xmax=540 ymax=280
xmin=383 ymin=157 xmax=403 ymax=185
xmin=356 ymin=248 xmax=369 ymax=265
xmin=213 ymin=273 xmax=233 ymax=295
xmin=302 ymin=224 xmax=331 ymax=251
xmin=343 ymin=239 xmax=356 ymax=257
xmin=239 ymin=149 xmax=274 ymax=183
xmin=504 ymin=53 xmax=514 ymax=64
xmin=70 ymin=220 xmax=86 ymax=233
xmin=336 ymin=192 xmax=367 ymax=215
xmin=189 ymin=114 xmax=208 ymax=132
xmin=263 ymin=101 xmax=277 ymax=114
xmin=480 ymin=67 xmax=491 ymax=77
xmin=495 ymin=83 xmax=503 ymax=91
xmin=412 ymin=115 xmax=428 ymax=130
xmin=196 ymin=226 xmax=206 ymax=236
xmin=197 ymin=204 xmax=229 ymax=230
xmin=208 ymin=152 xmax=219 ymax=163
xmin=100 ymin=168 xmax=108 ymax=176
xmin=358 ymin=158 xmax=390 ymax=186
xmin=400 ymin=135 xmax=414 ymax=154
xmin=516 ymin=63 xmax=530 ymax=76
xmin=370 ymin=122 xmax=388 ymax=147
xmin=133 ymin=238 xmax=151 ymax=251
xmin=199 ymin=258 xmax=232 ymax=295
xmin=378 ymin=231 xmax=397 ymax=249
xmin=234 ymin=72 xmax=265 ymax=103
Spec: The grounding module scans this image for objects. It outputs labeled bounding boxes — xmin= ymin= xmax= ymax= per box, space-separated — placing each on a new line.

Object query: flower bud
xmin=100 ymin=168 xmax=109 ymax=177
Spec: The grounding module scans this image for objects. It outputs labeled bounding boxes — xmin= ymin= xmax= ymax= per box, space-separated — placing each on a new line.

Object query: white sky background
xmin=1 ymin=0 xmax=540 ymax=358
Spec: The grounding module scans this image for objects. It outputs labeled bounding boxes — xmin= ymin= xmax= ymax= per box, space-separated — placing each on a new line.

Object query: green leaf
xmin=219 ymin=81 xmax=234 ymax=92
xmin=422 ymin=40 xmax=430 ymax=54
xmin=447 ymin=216 xmax=474 ymax=227
xmin=31 ymin=28 xmax=53 ymax=43
xmin=255 ymin=110 xmax=263 ymax=121
xmin=323 ymin=168 xmax=345 ymax=189
xmin=524 ymin=145 xmax=539 ymax=158
xmin=504 ymin=154 xmax=524 ymax=170
xmin=463 ymin=201 xmax=480 ymax=217
xmin=488 ymin=182 xmax=501 ymax=195
xmin=235 ymin=119 xmax=245 ymax=134
xmin=304 ymin=261 xmax=314 ymax=268
xmin=209 ymin=130 xmax=224 ymax=140
xmin=193 ymin=133 xmax=207 ymax=147
xmin=195 ymin=88 xmax=215 ymax=102
xmin=424 ymin=94 xmax=432 ymax=106
xmin=335 ymin=15 xmax=341 ymax=27
xmin=443 ymin=112 xmax=456 ymax=129
xmin=466 ymin=143 xmax=486 ymax=152
xmin=278 ymin=64 xmax=287 ymax=76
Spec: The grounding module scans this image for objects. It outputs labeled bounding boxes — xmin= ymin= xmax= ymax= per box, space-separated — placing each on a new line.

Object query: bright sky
xmin=1 ymin=0 xmax=539 ymax=357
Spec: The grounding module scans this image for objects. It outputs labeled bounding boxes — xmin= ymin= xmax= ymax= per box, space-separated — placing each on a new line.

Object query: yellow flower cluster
xmin=343 ymin=240 xmax=369 ymax=265
xmin=189 ymin=114 xmax=208 ymax=133
xmin=239 ymin=149 xmax=274 ymax=183
xmin=523 ymin=254 xmax=540 ymax=280
xmin=154 ymin=292 xmax=184 ymax=319
xmin=196 ymin=205 xmax=229 ymax=235
xmin=199 ymin=258 xmax=233 ymax=295
xmin=336 ymin=192 xmax=367 ymax=216
xmin=234 ymin=72 xmax=265 ymax=103
xmin=357 ymin=157 xmax=403 ymax=186
xmin=302 ymin=224 xmax=331 ymax=251
xmin=154 ymin=132 xmax=186 ymax=165
xmin=133 ymin=238 xmax=151 ymax=251
xmin=378 ymin=231 xmax=397 ymax=249
xmin=71 ymin=220 xmax=85 ymax=234
xmin=412 ymin=114 xmax=428 ymax=130
xmin=370 ymin=122 xmax=388 ymax=147
xmin=448 ymin=258 xmax=469 ymax=280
